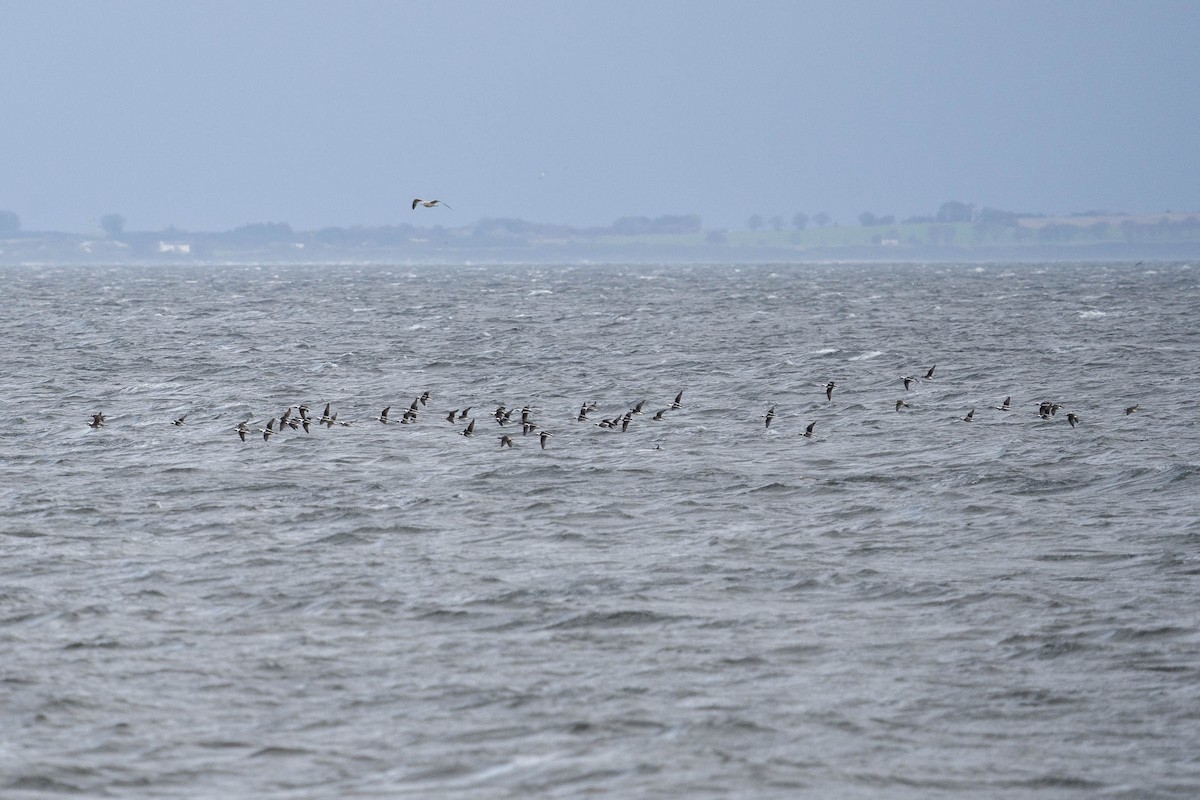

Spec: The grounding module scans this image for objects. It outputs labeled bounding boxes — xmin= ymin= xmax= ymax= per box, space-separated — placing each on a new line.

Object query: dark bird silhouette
xmin=824 ymin=382 xmax=837 ymax=401
xmin=403 ymin=397 xmax=421 ymax=423
xmin=539 ymin=431 xmax=552 ymax=449
xmin=499 ymin=434 xmax=513 ymax=448
xmin=993 ymin=396 xmax=1011 ymax=411
xmin=670 ymin=390 xmax=684 ymax=409
xmin=901 ymin=376 xmax=916 ymax=391
xmin=261 ymin=418 xmax=276 ymax=442
xmin=924 ymin=365 xmax=937 ymax=379
xmin=235 ymin=421 xmax=250 ymax=442
xmin=764 ymin=405 xmax=776 ymax=429
xmin=460 ymin=418 xmax=476 ymax=436
xmin=1125 ymin=404 xmax=1139 ymax=415
xmin=88 ymin=412 xmax=106 ymax=428
xmin=802 ymin=421 xmax=816 ymax=438
xmin=652 ymin=409 xmax=668 ymax=420
xmin=1037 ymin=401 xmax=1062 ymax=419
xmin=895 ymin=399 xmax=909 ymax=411
xmin=1067 ymin=413 xmax=1079 ymax=428
xmin=962 ymin=408 xmax=975 ymax=422
xmin=376 ymin=406 xmax=391 ymax=424
xmin=172 ymin=414 xmax=187 ymax=426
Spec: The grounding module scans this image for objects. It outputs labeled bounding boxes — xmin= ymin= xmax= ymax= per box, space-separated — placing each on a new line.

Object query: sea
xmin=1 ymin=260 xmax=1197 ymax=799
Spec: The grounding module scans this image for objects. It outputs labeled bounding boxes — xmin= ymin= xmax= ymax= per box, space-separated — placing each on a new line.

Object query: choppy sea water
xmin=1 ymin=261 xmax=1198 ymax=799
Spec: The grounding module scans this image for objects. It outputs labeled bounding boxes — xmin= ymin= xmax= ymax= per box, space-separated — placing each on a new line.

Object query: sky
xmin=2 ymin=0 xmax=1198 ymax=234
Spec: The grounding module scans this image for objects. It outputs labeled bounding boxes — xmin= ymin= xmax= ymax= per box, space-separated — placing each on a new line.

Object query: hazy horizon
xmin=3 ymin=1 xmax=1198 ymax=235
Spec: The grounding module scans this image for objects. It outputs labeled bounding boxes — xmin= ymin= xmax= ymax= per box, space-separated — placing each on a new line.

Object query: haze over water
xmin=2 ymin=260 xmax=1198 ymax=798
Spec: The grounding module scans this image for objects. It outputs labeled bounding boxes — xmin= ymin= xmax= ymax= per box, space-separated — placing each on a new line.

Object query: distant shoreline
xmin=3 ymin=211 xmax=1198 ymax=266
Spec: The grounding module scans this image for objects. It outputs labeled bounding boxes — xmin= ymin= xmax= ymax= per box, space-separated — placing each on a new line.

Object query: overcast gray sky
xmin=3 ymin=1 xmax=1197 ymax=233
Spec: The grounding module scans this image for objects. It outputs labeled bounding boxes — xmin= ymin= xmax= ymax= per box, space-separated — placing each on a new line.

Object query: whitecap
xmin=850 ymin=350 xmax=885 ymax=361
xmin=1078 ymin=310 xmax=1107 ymax=319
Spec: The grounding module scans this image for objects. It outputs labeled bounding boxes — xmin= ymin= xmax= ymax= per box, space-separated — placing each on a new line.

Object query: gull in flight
xmin=412 ymin=198 xmax=452 ymax=210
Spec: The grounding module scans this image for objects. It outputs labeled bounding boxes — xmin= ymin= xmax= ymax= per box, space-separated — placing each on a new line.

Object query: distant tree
xmin=0 ymin=209 xmax=19 ymax=234
xmin=315 ymin=226 xmax=351 ymax=245
xmin=768 ymin=215 xmax=785 ymax=231
xmin=812 ymin=212 xmax=831 ymax=227
xmin=229 ymin=221 xmax=294 ymax=244
xmin=936 ymin=201 xmax=973 ymax=224
xmin=747 ymin=214 xmax=764 ymax=231
xmin=858 ymin=211 xmax=879 ymax=227
xmin=791 ymin=212 xmax=809 ymax=230
xmin=100 ymin=213 xmax=126 ymax=238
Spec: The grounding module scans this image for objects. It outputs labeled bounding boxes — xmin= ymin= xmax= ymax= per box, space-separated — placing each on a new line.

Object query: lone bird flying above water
xmin=412 ymin=198 xmax=451 ymax=210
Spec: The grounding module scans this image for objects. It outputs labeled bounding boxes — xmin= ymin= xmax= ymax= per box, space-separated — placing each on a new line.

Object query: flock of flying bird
xmin=757 ymin=363 xmax=1125 ymax=434
xmin=82 ymin=363 xmax=1142 ymax=447
xmin=83 ymin=390 xmax=690 ymax=449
